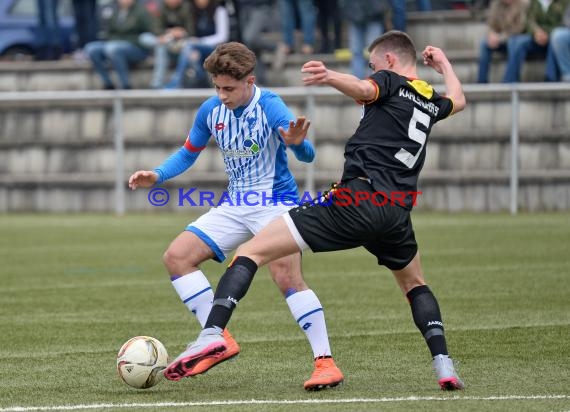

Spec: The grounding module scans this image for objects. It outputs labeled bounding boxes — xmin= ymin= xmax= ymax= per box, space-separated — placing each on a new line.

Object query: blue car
xmin=0 ymin=0 xmax=76 ymax=60
xmin=0 ymin=0 xmax=160 ymax=61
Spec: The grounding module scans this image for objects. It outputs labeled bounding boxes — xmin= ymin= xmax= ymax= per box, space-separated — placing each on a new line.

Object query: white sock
xmin=171 ymin=270 xmax=213 ymax=327
xmin=286 ymin=289 xmax=332 ymax=358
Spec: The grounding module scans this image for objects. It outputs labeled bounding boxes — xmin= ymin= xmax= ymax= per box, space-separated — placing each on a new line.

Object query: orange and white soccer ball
xmin=117 ymin=336 xmax=168 ymax=389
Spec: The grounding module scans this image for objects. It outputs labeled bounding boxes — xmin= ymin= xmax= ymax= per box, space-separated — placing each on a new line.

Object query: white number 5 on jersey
xmin=395 ymin=107 xmax=430 ymax=169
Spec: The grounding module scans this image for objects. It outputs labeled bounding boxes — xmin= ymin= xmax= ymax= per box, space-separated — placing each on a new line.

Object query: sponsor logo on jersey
xmin=215 ymin=122 xmax=225 ymax=130
xmin=221 ymin=138 xmax=260 ymax=158
xmin=243 ymin=138 xmax=260 ymax=153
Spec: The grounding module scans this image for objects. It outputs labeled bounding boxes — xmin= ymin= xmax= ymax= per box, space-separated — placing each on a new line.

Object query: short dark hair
xmin=203 ymin=42 xmax=256 ymax=80
xmin=368 ymin=30 xmax=417 ymax=66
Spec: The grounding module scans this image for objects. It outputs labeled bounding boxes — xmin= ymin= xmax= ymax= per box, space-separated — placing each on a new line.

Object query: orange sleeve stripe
xmin=355 ymin=79 xmax=380 ymax=105
xmin=184 ymin=138 xmax=206 ymax=152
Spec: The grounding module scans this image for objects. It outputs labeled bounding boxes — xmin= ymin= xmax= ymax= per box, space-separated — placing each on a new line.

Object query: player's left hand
xmin=422 ymin=46 xmax=451 ymax=74
xmin=279 ymin=116 xmax=311 ymax=146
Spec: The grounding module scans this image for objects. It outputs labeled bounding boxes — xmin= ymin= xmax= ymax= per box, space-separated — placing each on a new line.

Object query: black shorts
xmin=289 ymin=178 xmax=418 ymax=270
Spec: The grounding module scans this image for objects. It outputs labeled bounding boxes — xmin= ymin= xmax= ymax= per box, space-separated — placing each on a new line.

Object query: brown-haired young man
xmin=130 ymin=42 xmax=344 ymax=390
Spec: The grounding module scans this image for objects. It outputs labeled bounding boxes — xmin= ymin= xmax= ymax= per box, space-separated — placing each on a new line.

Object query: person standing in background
xmin=72 ymin=0 xmax=99 ymax=60
xmin=314 ymin=0 xmax=342 ymax=53
xmin=340 ymin=0 xmax=385 ymax=79
xmin=273 ymin=0 xmax=317 ymax=70
xmin=234 ymin=0 xmax=277 ymax=85
xmin=387 ymin=0 xmax=431 ymax=33
xmin=35 ymin=0 xmax=62 ymax=60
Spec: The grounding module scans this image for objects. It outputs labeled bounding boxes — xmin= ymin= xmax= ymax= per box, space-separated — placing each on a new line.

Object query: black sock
xmin=407 ymin=285 xmax=448 ymax=357
xmin=204 ymin=256 xmax=258 ymax=330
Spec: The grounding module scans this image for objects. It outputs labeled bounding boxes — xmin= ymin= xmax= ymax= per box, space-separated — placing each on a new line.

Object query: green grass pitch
xmin=0 ymin=212 xmax=569 ymax=411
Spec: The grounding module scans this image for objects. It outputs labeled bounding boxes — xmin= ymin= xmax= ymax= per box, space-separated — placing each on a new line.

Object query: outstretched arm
xmin=301 ymin=60 xmax=377 ymax=102
xmin=278 ymin=116 xmax=311 ymax=146
xmin=128 ymin=146 xmax=200 ymax=190
xmin=288 ymin=139 xmax=315 ymax=163
xmin=422 ymin=46 xmax=466 ymax=115
xmin=128 ymin=170 xmax=158 ymax=190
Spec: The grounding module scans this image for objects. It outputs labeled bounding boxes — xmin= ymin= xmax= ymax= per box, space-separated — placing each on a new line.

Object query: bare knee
xmin=162 ymin=232 xmax=212 ymax=275
xmin=162 ymin=245 xmax=196 ymax=275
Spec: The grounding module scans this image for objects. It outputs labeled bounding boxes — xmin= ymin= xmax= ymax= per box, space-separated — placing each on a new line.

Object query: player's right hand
xmin=128 ymin=170 xmax=158 ymax=190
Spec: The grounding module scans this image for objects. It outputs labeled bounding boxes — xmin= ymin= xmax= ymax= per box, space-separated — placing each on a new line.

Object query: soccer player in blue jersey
xmin=170 ymin=31 xmax=467 ymax=391
xmin=128 ymin=42 xmax=344 ymax=390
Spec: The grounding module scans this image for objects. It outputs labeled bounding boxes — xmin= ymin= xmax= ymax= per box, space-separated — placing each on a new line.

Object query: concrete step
xmin=1 ymin=134 xmax=569 ymax=176
xmin=0 ymin=88 xmax=567 ymax=143
xmin=2 ymin=169 xmax=569 ymax=187
xmin=1 ymin=10 xmax=547 ymax=91
xmin=0 ymin=50 xmax=547 ymax=91
xmin=0 ymin=86 xmax=568 ymax=176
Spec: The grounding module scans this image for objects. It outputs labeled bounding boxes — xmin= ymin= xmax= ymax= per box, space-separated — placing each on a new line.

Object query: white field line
xmin=1 ymin=395 xmax=568 ymax=411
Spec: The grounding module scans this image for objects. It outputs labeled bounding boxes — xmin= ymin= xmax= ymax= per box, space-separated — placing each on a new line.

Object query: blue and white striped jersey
xmin=156 ymin=85 xmax=314 ymax=203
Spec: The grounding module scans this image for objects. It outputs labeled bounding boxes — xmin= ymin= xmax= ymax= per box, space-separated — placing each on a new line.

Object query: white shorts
xmin=186 ymin=202 xmax=292 ymax=262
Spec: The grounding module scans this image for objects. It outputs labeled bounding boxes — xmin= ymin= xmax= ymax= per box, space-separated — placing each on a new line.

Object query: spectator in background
xmin=314 ymin=0 xmax=342 ymax=53
xmin=139 ymin=0 xmax=194 ymax=89
xmin=416 ymin=0 xmax=432 ymax=11
xmin=503 ymin=0 xmax=569 ymax=82
xmin=234 ymin=0 xmax=277 ymax=85
xmin=387 ymin=0 xmax=431 ymax=33
xmin=549 ymin=4 xmax=570 ymax=80
xmin=84 ymin=0 xmax=154 ymax=89
xmin=273 ymin=0 xmax=317 ymax=70
xmin=340 ymin=0 xmax=385 ymax=79
xmin=72 ymin=0 xmax=99 ymax=61
xmin=388 ymin=0 xmax=407 ymax=31
xmin=163 ymin=0 xmax=230 ymax=88
xmin=35 ymin=0 xmax=62 ymax=60
xmin=477 ymin=0 xmax=529 ymax=83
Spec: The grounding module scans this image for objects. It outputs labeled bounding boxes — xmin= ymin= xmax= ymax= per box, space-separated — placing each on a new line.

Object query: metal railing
xmin=1 ymin=82 xmax=569 ymax=215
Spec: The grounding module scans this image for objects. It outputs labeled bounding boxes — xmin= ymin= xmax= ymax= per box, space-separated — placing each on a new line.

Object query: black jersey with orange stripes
xmin=340 ymin=70 xmax=454 ymax=210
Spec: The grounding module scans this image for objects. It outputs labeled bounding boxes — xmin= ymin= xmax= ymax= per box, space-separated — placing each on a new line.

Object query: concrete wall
xmin=0 ymin=87 xmax=568 ymax=213
xmin=0 ymin=10 xmax=568 ymax=212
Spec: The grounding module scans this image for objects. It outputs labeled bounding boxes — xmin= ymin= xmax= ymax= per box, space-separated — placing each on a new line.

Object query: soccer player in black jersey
xmin=168 ymin=31 xmax=467 ymax=390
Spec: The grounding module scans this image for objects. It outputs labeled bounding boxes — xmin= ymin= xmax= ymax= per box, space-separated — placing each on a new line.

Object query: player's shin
xmin=406 ymin=285 xmax=448 ymax=357
xmin=171 ymin=271 xmax=214 ymax=327
xmin=204 ymin=256 xmax=258 ymax=330
xmin=286 ymin=289 xmax=331 ymax=358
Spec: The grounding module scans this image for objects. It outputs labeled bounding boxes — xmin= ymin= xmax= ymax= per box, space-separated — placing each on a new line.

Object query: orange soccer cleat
xmin=303 ymin=357 xmax=344 ymax=391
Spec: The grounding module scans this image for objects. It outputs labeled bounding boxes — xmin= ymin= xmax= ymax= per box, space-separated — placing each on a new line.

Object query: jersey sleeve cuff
xmin=355 ymin=79 xmax=380 ymax=105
